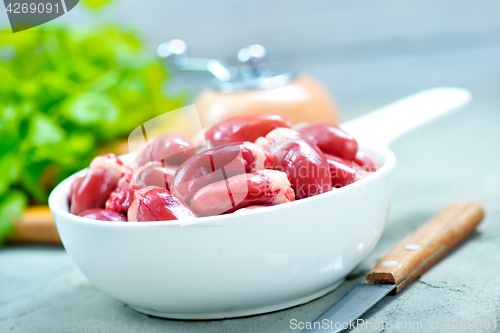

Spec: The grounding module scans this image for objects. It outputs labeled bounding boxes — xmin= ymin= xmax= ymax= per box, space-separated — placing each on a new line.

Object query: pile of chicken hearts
xmin=69 ymin=114 xmax=378 ymax=222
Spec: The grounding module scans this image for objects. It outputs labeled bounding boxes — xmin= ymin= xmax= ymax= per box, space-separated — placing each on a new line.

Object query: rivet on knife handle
xmin=365 ymin=202 xmax=484 ymax=293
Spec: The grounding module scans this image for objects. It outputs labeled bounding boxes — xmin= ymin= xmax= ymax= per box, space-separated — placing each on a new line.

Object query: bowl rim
xmin=49 ymin=145 xmax=396 ymax=228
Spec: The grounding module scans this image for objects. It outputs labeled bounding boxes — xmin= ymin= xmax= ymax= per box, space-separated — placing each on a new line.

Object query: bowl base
xmin=127 ymin=279 xmax=344 ymax=320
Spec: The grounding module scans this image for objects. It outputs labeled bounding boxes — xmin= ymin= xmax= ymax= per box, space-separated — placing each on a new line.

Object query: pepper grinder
xmin=158 ymin=40 xmax=340 ymax=128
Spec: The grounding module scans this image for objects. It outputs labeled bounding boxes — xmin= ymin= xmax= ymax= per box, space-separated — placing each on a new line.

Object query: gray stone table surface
xmin=1 ymin=1 xmax=500 ymax=332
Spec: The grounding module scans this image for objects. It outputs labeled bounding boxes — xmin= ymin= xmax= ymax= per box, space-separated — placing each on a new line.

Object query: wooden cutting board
xmin=9 ymin=206 xmax=61 ymax=244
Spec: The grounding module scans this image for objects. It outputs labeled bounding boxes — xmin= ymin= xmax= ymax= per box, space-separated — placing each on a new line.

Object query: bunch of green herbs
xmin=0 ymin=26 xmax=183 ymax=244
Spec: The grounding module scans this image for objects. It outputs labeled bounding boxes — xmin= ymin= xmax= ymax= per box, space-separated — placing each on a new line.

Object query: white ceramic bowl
xmin=48 ymin=88 xmax=470 ymax=319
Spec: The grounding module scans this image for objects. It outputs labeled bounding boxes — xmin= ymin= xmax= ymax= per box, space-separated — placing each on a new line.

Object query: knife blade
xmin=303 ymin=202 xmax=484 ymax=333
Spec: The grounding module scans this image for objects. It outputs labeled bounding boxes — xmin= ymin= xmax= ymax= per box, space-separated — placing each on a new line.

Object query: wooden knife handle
xmin=9 ymin=206 xmax=61 ymax=244
xmin=365 ymin=202 xmax=484 ymax=293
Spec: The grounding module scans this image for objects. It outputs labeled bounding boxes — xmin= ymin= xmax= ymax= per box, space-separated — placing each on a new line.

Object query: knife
xmin=304 ymin=202 xmax=485 ymax=333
